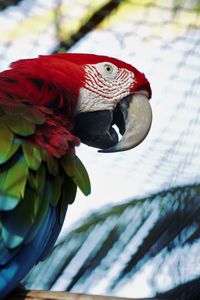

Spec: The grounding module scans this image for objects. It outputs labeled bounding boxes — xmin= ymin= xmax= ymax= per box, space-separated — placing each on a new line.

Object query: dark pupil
xmin=106 ymin=66 xmax=111 ymax=72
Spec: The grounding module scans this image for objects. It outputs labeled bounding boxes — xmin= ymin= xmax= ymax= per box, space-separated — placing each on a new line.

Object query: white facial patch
xmin=76 ymin=62 xmax=135 ymax=113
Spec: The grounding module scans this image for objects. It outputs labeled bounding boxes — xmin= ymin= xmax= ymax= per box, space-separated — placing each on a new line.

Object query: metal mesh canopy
xmin=0 ymin=1 xmax=200 ymax=205
xmin=0 ymin=0 xmax=200 ymax=298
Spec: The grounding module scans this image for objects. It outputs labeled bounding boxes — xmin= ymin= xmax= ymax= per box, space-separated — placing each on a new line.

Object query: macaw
xmin=0 ymin=53 xmax=152 ymax=298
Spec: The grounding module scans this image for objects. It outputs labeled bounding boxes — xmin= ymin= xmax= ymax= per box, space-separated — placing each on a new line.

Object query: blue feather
xmin=0 ymin=204 xmax=66 ymax=298
xmin=39 ymin=206 xmax=68 ymax=261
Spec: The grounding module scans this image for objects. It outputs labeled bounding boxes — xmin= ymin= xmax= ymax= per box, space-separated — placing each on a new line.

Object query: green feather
xmin=0 ymin=122 xmax=13 ymax=164
xmin=40 ymin=149 xmax=48 ymax=162
xmin=2 ymin=115 xmax=35 ymax=136
xmin=26 ymin=166 xmax=62 ymax=240
xmin=22 ymin=141 xmax=42 ymax=171
xmin=28 ymin=163 xmax=61 ymax=206
xmin=0 ymin=156 xmax=28 ymax=210
xmin=0 ymin=122 xmax=20 ymax=164
xmin=27 ymin=172 xmax=37 ymax=190
xmin=61 ymin=149 xmax=76 ymax=177
xmin=0 ymin=194 xmax=20 ymax=211
xmin=28 ymin=164 xmax=46 ymax=191
xmin=25 ymin=200 xmax=49 ymax=244
xmin=48 ymin=175 xmax=62 ymax=207
xmin=26 ymin=170 xmax=51 ymax=243
xmin=60 ymin=176 xmax=77 ymax=223
xmin=61 ymin=150 xmax=91 ymax=196
xmin=0 ymin=101 xmax=45 ymax=125
xmin=5 ymin=139 xmax=21 ymax=163
xmin=63 ymin=174 xmax=77 ymax=205
xmin=1 ymin=161 xmax=59 ymax=247
xmin=1 ymin=185 xmax=42 ymax=248
xmin=1 ymin=227 xmax=24 ymax=249
xmin=47 ymin=154 xmax=59 ymax=176
xmin=21 ymin=107 xmax=45 ymax=125
xmin=1 ymin=101 xmax=27 ymax=115
xmin=73 ymin=156 xmax=91 ymax=196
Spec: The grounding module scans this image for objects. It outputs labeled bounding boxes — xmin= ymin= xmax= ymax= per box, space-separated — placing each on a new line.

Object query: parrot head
xmin=66 ymin=53 xmax=152 ymax=153
xmin=8 ymin=53 xmax=152 ymax=153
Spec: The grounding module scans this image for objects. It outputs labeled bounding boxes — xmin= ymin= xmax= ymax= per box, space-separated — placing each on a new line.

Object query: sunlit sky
xmin=1 ymin=0 xmax=200 ymax=297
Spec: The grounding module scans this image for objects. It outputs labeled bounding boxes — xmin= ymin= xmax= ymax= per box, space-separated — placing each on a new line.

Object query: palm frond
xmin=24 ymin=183 xmax=200 ymax=299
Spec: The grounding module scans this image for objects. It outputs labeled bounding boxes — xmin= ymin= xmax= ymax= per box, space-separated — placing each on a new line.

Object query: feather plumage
xmin=0 ymin=56 xmax=91 ymax=298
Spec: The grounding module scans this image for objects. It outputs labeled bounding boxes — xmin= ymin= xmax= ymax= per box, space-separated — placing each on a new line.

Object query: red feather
xmin=0 ymin=55 xmax=85 ymax=157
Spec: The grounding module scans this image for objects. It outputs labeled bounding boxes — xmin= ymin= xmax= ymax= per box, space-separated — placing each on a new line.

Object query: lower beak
xmin=73 ymin=91 xmax=152 ymax=153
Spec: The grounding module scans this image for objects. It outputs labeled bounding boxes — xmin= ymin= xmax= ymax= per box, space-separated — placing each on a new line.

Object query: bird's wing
xmin=0 ymin=98 xmax=90 ymax=297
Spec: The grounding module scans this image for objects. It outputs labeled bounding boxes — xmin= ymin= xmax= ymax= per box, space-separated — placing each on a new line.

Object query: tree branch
xmin=53 ymin=0 xmax=121 ymax=53
xmin=0 ymin=0 xmax=22 ymax=11
xmin=6 ymin=289 xmax=164 ymax=300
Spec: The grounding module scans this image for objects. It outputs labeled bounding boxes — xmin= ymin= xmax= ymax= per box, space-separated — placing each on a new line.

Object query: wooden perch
xmin=6 ymin=289 xmax=165 ymax=300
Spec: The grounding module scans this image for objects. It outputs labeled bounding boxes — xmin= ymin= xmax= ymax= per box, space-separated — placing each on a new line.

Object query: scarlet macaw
xmin=0 ymin=53 xmax=152 ymax=297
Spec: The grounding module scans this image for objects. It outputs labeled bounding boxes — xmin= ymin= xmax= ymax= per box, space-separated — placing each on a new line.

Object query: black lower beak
xmin=73 ymin=110 xmax=119 ymax=149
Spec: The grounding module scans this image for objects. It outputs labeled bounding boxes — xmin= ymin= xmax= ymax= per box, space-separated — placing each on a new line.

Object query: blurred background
xmin=1 ymin=0 xmax=200 ymax=299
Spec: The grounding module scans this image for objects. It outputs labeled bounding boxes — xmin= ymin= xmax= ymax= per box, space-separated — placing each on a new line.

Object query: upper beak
xmin=100 ymin=90 xmax=152 ymax=152
xmin=73 ymin=90 xmax=152 ymax=153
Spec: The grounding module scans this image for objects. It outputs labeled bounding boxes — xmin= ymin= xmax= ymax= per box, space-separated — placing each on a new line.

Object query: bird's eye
xmin=104 ymin=64 xmax=113 ymax=74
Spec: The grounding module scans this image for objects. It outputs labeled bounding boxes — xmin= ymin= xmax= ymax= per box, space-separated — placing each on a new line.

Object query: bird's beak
xmin=100 ymin=91 xmax=152 ymax=152
xmin=73 ymin=90 xmax=152 ymax=153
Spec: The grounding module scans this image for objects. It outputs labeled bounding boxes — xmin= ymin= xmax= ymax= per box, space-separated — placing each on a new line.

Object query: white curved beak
xmin=99 ymin=91 xmax=152 ymax=153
